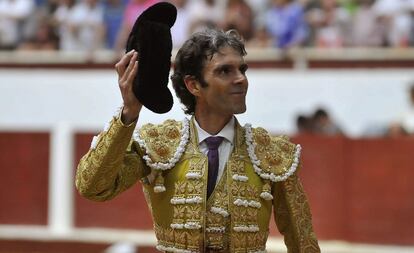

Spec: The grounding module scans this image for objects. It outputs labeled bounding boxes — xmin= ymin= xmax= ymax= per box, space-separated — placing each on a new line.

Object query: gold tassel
xmin=260 ymin=180 xmax=273 ymax=200
xmin=153 ymin=172 xmax=166 ymax=193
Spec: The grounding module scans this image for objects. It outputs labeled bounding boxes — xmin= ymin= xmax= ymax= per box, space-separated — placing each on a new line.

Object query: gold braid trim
xmin=274 ymin=174 xmax=321 ymax=253
xmin=76 ymin=116 xmax=146 ymax=201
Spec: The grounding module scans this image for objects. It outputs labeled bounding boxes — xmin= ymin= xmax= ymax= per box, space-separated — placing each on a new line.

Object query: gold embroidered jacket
xmin=76 ymin=115 xmax=320 ymax=253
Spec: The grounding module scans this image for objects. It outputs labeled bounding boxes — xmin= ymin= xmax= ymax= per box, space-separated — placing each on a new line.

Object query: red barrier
xmin=1 ymin=132 xmax=414 ymax=245
xmin=292 ymin=135 xmax=414 ymax=245
xmin=0 ymin=133 xmax=49 ymax=225
xmin=74 ymin=133 xmax=153 ymax=230
xmin=291 ymin=135 xmax=348 ymax=240
xmin=345 ymin=138 xmax=414 ymax=245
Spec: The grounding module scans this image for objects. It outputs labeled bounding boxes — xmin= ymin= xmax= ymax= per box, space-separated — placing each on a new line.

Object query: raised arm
xmin=75 ymin=50 xmax=150 ymax=201
xmin=116 ymin=49 xmax=142 ymax=124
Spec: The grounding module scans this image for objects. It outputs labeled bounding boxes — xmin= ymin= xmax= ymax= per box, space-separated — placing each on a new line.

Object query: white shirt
xmin=0 ymin=0 xmax=34 ymax=46
xmin=187 ymin=0 xmax=225 ymax=33
xmin=194 ymin=117 xmax=235 ymax=185
xmin=55 ymin=2 xmax=104 ymax=51
xmin=71 ymin=2 xmax=104 ymax=51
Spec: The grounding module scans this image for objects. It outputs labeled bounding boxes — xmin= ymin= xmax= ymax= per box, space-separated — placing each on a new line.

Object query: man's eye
xmin=220 ymin=67 xmax=231 ymax=74
xmin=240 ymin=65 xmax=248 ymax=75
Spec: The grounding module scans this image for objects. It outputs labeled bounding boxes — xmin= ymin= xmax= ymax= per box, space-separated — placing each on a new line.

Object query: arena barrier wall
xmin=2 ymin=132 xmax=412 ymax=245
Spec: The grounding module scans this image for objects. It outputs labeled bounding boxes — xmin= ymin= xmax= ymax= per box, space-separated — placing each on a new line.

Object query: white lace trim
xmin=156 ymin=244 xmax=198 ymax=253
xmin=103 ymin=121 xmax=111 ymax=132
xmin=185 ymin=171 xmax=202 ymax=179
xmin=154 ymin=185 xmax=166 ymax=193
xmin=134 ymin=118 xmax=190 ymax=171
xmin=233 ymin=224 xmax=260 ymax=232
xmin=210 ymin=206 xmax=229 ymax=217
xmin=206 ymin=226 xmax=226 ymax=233
xmin=170 ymin=221 xmax=201 ymax=230
xmin=244 ymin=123 xmax=301 ymax=182
xmin=233 ymin=198 xmax=261 ymax=208
xmin=232 ymin=174 xmax=249 ymax=182
xmin=90 ymin=135 xmax=99 ymax=150
xmin=259 ymin=191 xmax=273 ymax=200
xmin=170 ymin=196 xmax=203 ymax=205
xmin=114 ymin=106 xmax=123 ymax=117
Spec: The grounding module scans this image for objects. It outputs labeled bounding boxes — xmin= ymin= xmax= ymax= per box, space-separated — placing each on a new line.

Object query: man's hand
xmin=115 ymin=49 xmax=142 ymax=125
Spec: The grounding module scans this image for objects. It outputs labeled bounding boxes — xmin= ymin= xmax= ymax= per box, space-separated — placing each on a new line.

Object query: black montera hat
xmin=126 ymin=2 xmax=177 ymax=114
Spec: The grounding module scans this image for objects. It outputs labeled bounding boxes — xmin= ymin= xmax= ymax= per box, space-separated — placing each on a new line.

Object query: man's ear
xmin=184 ymin=75 xmax=202 ymax=97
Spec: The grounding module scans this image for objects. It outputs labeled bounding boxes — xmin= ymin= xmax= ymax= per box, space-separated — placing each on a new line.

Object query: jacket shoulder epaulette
xmin=251 ymin=127 xmax=301 ymax=182
xmin=134 ymin=119 xmax=183 ymax=164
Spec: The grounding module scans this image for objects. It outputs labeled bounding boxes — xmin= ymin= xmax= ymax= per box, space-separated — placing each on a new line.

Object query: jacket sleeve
xmin=75 ymin=114 xmax=150 ymax=202
xmin=272 ymin=166 xmax=321 ymax=253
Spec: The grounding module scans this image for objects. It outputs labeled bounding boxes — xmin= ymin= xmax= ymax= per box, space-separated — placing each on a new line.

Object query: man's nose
xmin=234 ymin=71 xmax=247 ymax=84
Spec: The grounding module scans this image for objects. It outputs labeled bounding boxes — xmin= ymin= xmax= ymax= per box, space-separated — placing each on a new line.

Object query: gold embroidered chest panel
xmin=133 ymin=118 xmax=318 ymax=253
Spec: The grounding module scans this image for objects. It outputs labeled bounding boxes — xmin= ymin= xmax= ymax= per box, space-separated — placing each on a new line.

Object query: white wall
xmin=1 ymin=68 xmax=413 ymax=137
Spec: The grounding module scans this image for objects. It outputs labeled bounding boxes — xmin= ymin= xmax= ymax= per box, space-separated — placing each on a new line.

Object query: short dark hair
xmin=313 ymin=108 xmax=328 ymax=120
xmin=171 ymin=29 xmax=247 ymax=114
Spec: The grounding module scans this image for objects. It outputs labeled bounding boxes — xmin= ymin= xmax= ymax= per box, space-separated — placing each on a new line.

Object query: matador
xmin=75 ymin=9 xmax=321 ymax=252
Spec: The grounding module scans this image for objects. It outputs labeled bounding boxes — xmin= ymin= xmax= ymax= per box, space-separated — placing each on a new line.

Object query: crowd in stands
xmin=2 ymin=0 xmax=414 ymax=51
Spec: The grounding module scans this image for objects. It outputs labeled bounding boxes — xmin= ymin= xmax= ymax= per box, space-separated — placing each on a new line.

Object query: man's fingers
xmin=126 ymin=60 xmax=139 ymax=86
xmin=115 ymin=49 xmax=135 ymax=76
xmin=122 ymin=52 xmax=138 ymax=82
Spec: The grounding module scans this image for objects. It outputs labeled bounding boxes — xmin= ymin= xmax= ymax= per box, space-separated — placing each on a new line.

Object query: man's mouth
xmin=230 ymin=91 xmax=246 ymax=95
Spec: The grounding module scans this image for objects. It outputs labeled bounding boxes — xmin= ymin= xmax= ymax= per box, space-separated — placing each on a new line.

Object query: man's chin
xmin=233 ymin=106 xmax=247 ymax=115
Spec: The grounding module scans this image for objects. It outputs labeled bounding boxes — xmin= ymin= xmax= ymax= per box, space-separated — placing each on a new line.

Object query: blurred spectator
xmin=245 ymin=0 xmax=269 ymax=28
xmin=54 ymin=0 xmax=104 ymax=51
xmin=18 ymin=18 xmax=59 ymax=49
xmin=20 ymin=0 xmax=59 ymax=46
xmin=6 ymin=0 xmax=414 ymax=51
xmin=373 ymin=0 xmax=412 ymax=47
xmin=408 ymin=0 xmax=414 ymax=46
xmin=246 ymin=26 xmax=273 ymax=47
xmin=53 ymin=0 xmax=76 ymax=50
xmin=265 ymin=0 xmax=308 ymax=48
xmin=386 ymin=122 xmax=408 ymax=137
xmin=187 ymin=0 xmax=225 ymax=34
xmin=0 ymin=0 xmax=35 ymax=50
xmin=223 ymin=0 xmax=254 ymax=41
xmin=351 ymin=0 xmax=387 ymax=47
xmin=307 ymin=0 xmax=351 ymax=47
xmin=114 ymin=0 xmax=157 ymax=51
xmin=361 ymin=122 xmax=388 ymax=137
xmin=338 ymin=0 xmax=358 ymax=14
xmin=400 ymin=84 xmax=414 ymax=134
xmin=303 ymin=0 xmax=319 ymax=10
xmin=312 ymin=108 xmax=343 ymax=135
xmin=169 ymin=0 xmax=190 ymax=48
xmin=296 ymin=114 xmax=314 ymax=134
xmin=73 ymin=0 xmax=105 ymax=51
xmin=103 ymin=0 xmax=125 ymax=49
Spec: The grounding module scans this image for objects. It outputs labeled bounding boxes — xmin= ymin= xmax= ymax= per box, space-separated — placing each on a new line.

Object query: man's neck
xmin=194 ymin=111 xmax=233 ymax=135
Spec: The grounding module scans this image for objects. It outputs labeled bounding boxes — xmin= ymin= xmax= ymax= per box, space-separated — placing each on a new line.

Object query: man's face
xmin=196 ymin=46 xmax=248 ymax=117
